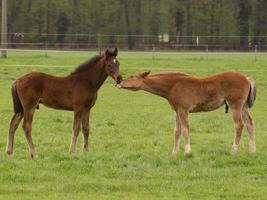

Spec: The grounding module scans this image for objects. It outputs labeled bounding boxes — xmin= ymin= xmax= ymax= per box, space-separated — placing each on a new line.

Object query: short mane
xmin=71 ymin=54 xmax=103 ymax=74
xmin=149 ymin=72 xmax=191 ymax=77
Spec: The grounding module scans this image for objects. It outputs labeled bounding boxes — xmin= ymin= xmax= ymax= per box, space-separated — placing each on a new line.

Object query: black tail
xmin=225 ymin=103 xmax=229 ymax=113
xmin=247 ymin=77 xmax=256 ymax=108
xmin=11 ymin=83 xmax=23 ymax=113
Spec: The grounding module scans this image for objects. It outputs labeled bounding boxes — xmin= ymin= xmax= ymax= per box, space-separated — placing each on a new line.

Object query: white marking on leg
xmin=185 ymin=144 xmax=191 ymax=154
xmin=231 ymin=143 xmax=238 ymax=154
xmin=249 ymin=140 xmax=256 ymax=153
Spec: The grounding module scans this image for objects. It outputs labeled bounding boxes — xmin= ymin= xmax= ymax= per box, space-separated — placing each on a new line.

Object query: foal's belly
xmin=39 ymin=98 xmax=74 ymax=111
xmin=189 ymin=99 xmax=225 ymax=113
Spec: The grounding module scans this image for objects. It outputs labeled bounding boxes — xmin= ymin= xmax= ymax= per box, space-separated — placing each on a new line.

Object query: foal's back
xmin=172 ymin=71 xmax=250 ymax=94
xmin=200 ymin=71 xmax=250 ymax=97
xmin=16 ymin=72 xmax=74 ymax=110
xmin=169 ymin=71 xmax=251 ymax=112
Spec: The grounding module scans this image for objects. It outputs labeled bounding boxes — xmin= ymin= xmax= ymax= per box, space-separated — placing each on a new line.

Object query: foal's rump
xmin=13 ymin=72 xmax=74 ymax=111
xmin=12 ymin=72 xmax=48 ymax=113
xmin=216 ymin=71 xmax=255 ymax=109
xmin=11 ymin=83 xmax=23 ymax=114
xmin=188 ymin=71 xmax=255 ymax=112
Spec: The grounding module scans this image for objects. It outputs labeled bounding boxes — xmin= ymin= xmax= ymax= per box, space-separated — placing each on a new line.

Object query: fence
xmin=2 ymin=33 xmax=267 ymax=51
xmin=1 ymin=33 xmax=267 ymax=61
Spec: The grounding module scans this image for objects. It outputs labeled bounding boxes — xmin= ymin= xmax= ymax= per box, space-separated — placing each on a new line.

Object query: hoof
xmin=231 ymin=143 xmax=238 ymax=155
xmin=172 ymin=148 xmax=179 ymax=155
xmin=69 ymin=144 xmax=76 ymax=154
xmin=69 ymin=148 xmax=75 ymax=154
xmin=184 ymin=150 xmax=191 ymax=154
xmin=30 ymin=153 xmax=38 ymax=159
xmin=231 ymin=149 xmax=237 ymax=155
xmin=69 ymin=151 xmax=75 ymax=154
xmin=6 ymin=149 xmax=13 ymax=155
xmin=83 ymin=148 xmax=89 ymax=153
xmin=249 ymin=146 xmax=256 ymax=154
xmin=231 ymin=151 xmax=237 ymax=155
xmin=249 ymin=142 xmax=256 ymax=154
xmin=83 ymin=144 xmax=89 ymax=152
xmin=184 ymin=144 xmax=191 ymax=154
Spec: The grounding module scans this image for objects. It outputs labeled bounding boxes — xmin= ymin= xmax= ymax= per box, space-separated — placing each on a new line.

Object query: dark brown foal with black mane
xmin=118 ymin=71 xmax=256 ymax=154
xmin=6 ymin=48 xmax=122 ymax=158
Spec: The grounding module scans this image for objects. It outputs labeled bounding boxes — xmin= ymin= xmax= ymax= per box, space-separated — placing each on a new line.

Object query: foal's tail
xmin=246 ymin=77 xmax=256 ymax=108
xmin=11 ymin=83 xmax=23 ymax=113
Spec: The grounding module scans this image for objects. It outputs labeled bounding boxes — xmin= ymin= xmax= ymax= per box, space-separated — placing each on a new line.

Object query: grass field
xmin=0 ymin=50 xmax=267 ymax=200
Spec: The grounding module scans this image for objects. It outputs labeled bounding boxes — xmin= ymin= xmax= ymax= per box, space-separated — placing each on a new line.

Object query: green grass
xmin=0 ymin=50 xmax=267 ymax=199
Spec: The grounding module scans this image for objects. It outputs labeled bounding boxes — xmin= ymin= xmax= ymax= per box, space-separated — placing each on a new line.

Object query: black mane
xmin=71 ymin=54 xmax=103 ymax=74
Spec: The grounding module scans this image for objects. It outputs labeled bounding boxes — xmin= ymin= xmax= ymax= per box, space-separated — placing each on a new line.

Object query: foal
xmin=117 ymin=71 xmax=256 ymax=154
xmin=6 ymin=48 xmax=122 ymax=158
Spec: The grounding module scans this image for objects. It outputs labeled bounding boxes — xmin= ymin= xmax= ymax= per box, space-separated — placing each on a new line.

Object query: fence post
xmin=254 ymin=45 xmax=257 ymax=61
xmin=98 ymin=34 xmax=101 ymax=55
xmin=152 ymin=44 xmax=155 ymax=60
xmin=1 ymin=0 xmax=7 ymax=58
xmin=45 ymin=41 xmax=48 ymax=57
xmin=206 ymin=44 xmax=209 ymax=60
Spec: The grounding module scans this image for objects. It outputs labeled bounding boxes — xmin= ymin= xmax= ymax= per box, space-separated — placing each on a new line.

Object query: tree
xmin=121 ymin=0 xmax=134 ymax=49
xmin=56 ymin=12 xmax=70 ymax=43
xmin=237 ymin=0 xmax=252 ymax=48
xmin=253 ymin=0 xmax=267 ymax=45
xmin=4 ymin=0 xmax=267 ymax=50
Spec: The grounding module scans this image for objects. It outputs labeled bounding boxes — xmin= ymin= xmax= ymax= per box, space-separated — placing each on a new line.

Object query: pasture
xmin=0 ymin=51 xmax=267 ymax=199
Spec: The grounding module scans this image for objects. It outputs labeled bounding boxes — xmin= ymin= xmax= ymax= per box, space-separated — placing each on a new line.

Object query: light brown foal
xmin=6 ymin=48 xmax=122 ymax=158
xmin=118 ymin=71 xmax=256 ymax=154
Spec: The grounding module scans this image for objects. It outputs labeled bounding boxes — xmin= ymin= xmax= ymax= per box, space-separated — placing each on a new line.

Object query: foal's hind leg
xmin=23 ymin=108 xmax=37 ymax=158
xmin=82 ymin=111 xmax=90 ymax=152
xmin=6 ymin=112 xmax=23 ymax=155
xmin=69 ymin=110 xmax=83 ymax=154
xmin=231 ymin=108 xmax=244 ymax=154
xmin=242 ymin=107 xmax=256 ymax=153
xmin=178 ymin=108 xmax=191 ymax=154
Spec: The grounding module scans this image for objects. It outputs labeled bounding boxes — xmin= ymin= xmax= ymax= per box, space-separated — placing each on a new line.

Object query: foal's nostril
xmin=116 ymin=76 xmax=122 ymax=84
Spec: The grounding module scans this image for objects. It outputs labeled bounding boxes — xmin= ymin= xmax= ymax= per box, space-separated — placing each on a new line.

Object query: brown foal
xmin=117 ymin=71 xmax=256 ymax=154
xmin=6 ymin=48 xmax=122 ymax=158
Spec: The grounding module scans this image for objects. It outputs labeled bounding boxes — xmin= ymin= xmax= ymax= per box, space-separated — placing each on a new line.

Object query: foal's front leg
xmin=82 ymin=111 xmax=90 ymax=152
xmin=172 ymin=112 xmax=182 ymax=155
xmin=69 ymin=110 xmax=83 ymax=154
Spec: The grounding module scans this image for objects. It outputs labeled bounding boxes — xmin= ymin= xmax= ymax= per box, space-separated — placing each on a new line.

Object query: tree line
xmin=2 ymin=0 xmax=267 ymax=50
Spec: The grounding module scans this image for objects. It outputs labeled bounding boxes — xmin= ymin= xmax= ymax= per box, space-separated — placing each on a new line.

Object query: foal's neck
xmin=73 ymin=59 xmax=108 ymax=91
xmin=142 ymin=76 xmax=174 ymax=99
xmin=89 ymin=60 xmax=108 ymax=90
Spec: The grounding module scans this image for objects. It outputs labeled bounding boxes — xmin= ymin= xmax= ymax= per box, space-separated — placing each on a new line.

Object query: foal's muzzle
xmin=116 ymin=75 xmax=122 ymax=84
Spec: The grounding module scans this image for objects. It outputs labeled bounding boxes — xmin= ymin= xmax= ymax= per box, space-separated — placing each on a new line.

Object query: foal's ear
xmin=105 ymin=49 xmax=110 ymax=58
xmin=114 ymin=47 xmax=118 ymax=57
xmin=140 ymin=71 xmax=150 ymax=78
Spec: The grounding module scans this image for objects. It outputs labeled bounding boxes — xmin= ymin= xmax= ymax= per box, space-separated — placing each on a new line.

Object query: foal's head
xmin=103 ymin=48 xmax=122 ymax=84
xmin=117 ymin=71 xmax=150 ymax=90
